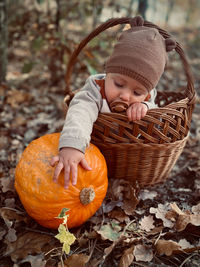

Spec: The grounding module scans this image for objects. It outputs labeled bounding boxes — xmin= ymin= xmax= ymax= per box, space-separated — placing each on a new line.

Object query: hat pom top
xmin=129 ymin=16 xmax=144 ymax=27
xmin=129 ymin=16 xmax=176 ymax=52
xmin=165 ymin=38 xmax=176 ymax=52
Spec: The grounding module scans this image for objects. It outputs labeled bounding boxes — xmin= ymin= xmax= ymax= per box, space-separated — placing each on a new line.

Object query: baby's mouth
xmin=110 ymin=101 xmax=129 ymax=113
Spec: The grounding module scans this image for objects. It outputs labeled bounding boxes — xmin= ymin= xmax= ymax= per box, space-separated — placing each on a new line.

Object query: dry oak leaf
xmin=139 ymin=189 xmax=158 ymax=201
xmin=59 ymin=254 xmax=89 ymax=267
xmin=5 ymin=228 xmax=17 ymax=243
xmin=133 ymin=244 xmax=153 ymax=262
xmin=0 ymin=177 xmax=15 ymax=193
xmin=178 ymin=239 xmax=193 ymax=249
xmin=119 ymin=245 xmax=134 ymax=267
xmin=0 ymin=207 xmax=27 ymax=228
xmin=150 ymin=203 xmax=174 ymax=228
xmin=20 ymin=254 xmax=46 ymax=267
xmin=139 ymin=215 xmax=155 ymax=232
xmin=192 ymin=203 xmax=200 ymax=214
xmin=155 ymin=239 xmax=181 ymax=256
xmin=108 ymin=208 xmax=130 ymax=223
xmin=170 ymin=202 xmax=200 ymax=231
xmin=4 ymin=232 xmax=52 ymax=262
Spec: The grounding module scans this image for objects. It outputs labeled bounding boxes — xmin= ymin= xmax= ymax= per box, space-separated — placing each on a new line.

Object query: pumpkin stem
xmin=80 ymin=188 xmax=95 ymax=205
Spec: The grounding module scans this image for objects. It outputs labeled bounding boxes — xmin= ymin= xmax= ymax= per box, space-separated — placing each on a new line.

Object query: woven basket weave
xmin=64 ymin=18 xmax=196 ymax=187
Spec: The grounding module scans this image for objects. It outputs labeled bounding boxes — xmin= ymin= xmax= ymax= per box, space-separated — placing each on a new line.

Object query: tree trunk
xmin=137 ymin=0 xmax=148 ymax=19
xmin=0 ymin=0 xmax=7 ymax=82
xmin=55 ymin=0 xmax=60 ymax=31
xmin=165 ymin=0 xmax=174 ymax=24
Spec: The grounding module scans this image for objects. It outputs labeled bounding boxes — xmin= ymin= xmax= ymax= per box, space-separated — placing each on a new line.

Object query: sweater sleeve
xmin=59 ymin=79 xmax=103 ymax=153
xmin=142 ymin=88 xmax=157 ymax=110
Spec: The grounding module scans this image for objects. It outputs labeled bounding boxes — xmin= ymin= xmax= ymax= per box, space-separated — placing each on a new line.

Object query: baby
xmin=50 ymin=16 xmax=175 ymax=188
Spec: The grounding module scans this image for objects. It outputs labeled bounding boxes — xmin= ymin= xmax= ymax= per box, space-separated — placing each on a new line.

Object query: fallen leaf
xmin=0 ymin=207 xmax=27 ymax=228
xmin=0 ymin=177 xmax=15 ymax=193
xmin=4 ymin=198 xmax=15 ymax=208
xmin=5 ymin=228 xmax=17 ymax=243
xmin=178 ymin=239 xmax=193 ymax=249
xmin=0 ymin=229 xmax=6 ymax=241
xmin=155 ymin=239 xmax=181 ymax=256
xmin=60 ymin=254 xmax=89 ymax=267
xmin=95 ymin=223 xmax=121 ymax=241
xmin=139 ymin=215 xmax=155 ymax=232
xmin=138 ymin=189 xmax=158 ymax=201
xmin=101 ymin=200 xmax=123 ymax=214
xmin=192 ymin=203 xmax=200 ymax=214
xmin=170 ymin=202 xmax=200 ymax=231
xmin=119 ymin=245 xmax=134 ymax=267
xmin=20 ymin=254 xmax=46 ymax=267
xmin=4 ymin=232 xmax=52 ymax=262
xmin=133 ymin=244 xmax=153 ymax=262
xmin=108 ymin=208 xmax=130 ymax=223
xmin=176 ymin=213 xmax=200 ymax=231
xmin=150 ymin=203 xmax=174 ymax=228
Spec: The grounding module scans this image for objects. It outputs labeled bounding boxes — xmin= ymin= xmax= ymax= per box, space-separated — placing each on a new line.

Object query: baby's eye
xmin=114 ymin=81 xmax=123 ymax=88
xmin=133 ymin=91 xmax=141 ymax=96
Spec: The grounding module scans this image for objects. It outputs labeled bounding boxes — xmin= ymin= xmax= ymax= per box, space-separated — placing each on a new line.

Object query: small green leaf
xmin=55 ymin=224 xmax=76 ymax=254
xmin=56 ymin=208 xmax=70 ymax=219
xmin=62 ymin=242 xmax=71 ymax=254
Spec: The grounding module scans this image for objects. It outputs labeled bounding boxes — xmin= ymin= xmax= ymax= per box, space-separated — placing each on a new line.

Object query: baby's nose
xmin=120 ymin=90 xmax=131 ymax=101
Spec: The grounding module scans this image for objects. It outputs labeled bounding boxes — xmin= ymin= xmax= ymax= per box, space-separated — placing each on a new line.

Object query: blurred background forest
xmin=1 ymin=1 xmax=200 ymax=267
xmin=1 ymin=0 xmax=200 ymax=86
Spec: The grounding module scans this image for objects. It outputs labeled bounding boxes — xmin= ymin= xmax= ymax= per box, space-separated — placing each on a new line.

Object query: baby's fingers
xmin=50 ymin=156 xmax=59 ymax=167
xmin=64 ymin=165 xmax=71 ymax=189
xmin=71 ymin=163 xmax=78 ymax=186
xmin=126 ymin=106 xmax=133 ymax=121
xmin=53 ymin=162 xmax=64 ymax=183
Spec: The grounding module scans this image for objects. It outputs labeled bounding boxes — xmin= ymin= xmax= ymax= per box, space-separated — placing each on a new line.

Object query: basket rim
xmin=92 ymin=133 xmax=189 ymax=148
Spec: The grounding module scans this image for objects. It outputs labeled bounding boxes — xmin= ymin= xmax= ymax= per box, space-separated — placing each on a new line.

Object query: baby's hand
xmin=50 ymin=147 xmax=91 ymax=189
xmin=126 ymin=102 xmax=148 ymax=121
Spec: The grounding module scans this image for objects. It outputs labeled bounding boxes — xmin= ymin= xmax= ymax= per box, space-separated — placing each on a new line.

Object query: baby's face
xmin=105 ymin=73 xmax=149 ymax=106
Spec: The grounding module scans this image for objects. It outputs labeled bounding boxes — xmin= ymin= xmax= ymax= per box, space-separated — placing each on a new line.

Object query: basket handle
xmin=64 ymin=17 xmax=195 ymax=105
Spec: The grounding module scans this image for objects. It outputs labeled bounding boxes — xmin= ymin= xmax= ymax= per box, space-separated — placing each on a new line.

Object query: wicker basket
xmin=64 ymin=18 xmax=196 ymax=187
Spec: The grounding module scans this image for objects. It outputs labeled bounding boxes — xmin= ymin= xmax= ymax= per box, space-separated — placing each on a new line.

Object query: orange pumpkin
xmin=15 ymin=133 xmax=108 ymax=229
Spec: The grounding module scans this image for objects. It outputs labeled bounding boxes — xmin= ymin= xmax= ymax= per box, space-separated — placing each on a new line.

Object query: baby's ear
xmin=145 ymin=93 xmax=151 ymax=101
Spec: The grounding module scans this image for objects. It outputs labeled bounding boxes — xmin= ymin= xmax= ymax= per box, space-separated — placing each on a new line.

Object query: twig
xmin=132 ymin=262 xmax=149 ymax=267
xmin=45 ymin=247 xmax=62 ymax=256
xmin=87 ymin=239 xmax=97 ymax=262
xmin=99 ymin=204 xmax=105 ymax=229
xmin=59 ymin=251 xmax=65 ymax=267
xmin=154 ymin=229 xmax=163 ymax=245
xmin=24 ymin=227 xmax=55 ymax=236
xmin=180 ymin=252 xmax=199 ymax=267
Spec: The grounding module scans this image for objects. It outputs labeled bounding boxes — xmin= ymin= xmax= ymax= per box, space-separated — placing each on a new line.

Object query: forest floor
xmin=0 ymin=10 xmax=200 ymax=267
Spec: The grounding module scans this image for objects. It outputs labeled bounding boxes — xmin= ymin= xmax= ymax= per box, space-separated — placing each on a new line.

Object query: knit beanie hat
xmin=105 ymin=16 xmax=176 ymax=91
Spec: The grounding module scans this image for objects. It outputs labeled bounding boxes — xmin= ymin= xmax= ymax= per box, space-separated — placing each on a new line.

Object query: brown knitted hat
xmin=105 ymin=16 xmax=176 ymax=91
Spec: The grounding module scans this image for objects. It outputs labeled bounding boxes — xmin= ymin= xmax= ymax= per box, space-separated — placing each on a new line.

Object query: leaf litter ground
xmin=0 ymin=14 xmax=200 ymax=267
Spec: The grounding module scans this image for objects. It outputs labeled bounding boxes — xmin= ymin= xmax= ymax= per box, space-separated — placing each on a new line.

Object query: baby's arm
xmin=50 ymin=147 xmax=91 ymax=189
xmin=51 ymin=77 xmax=102 ymax=188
